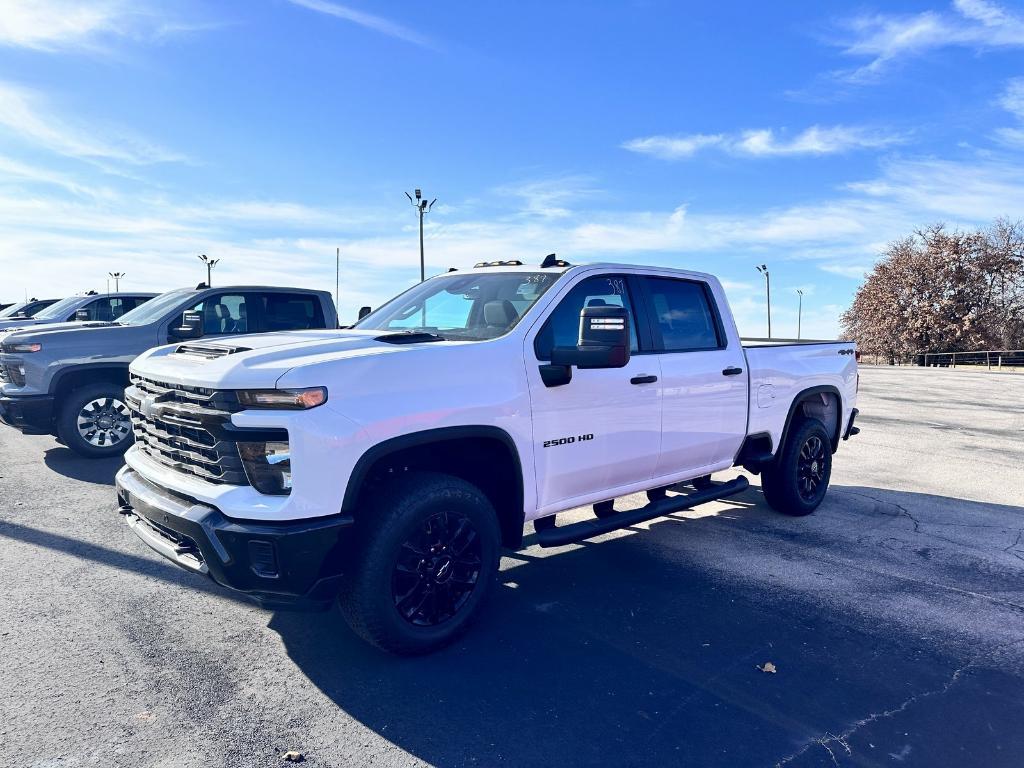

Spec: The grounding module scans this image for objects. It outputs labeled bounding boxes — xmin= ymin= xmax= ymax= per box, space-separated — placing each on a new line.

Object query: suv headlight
xmin=238 ymin=440 xmax=292 ymax=495
xmin=236 ymin=387 xmax=327 ymax=409
xmin=4 ymin=342 xmax=41 ymax=353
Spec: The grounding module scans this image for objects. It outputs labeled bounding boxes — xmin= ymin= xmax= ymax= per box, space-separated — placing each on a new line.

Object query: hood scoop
xmin=174 ymin=343 xmax=252 ymax=360
xmin=374 ymin=331 xmax=445 ymax=344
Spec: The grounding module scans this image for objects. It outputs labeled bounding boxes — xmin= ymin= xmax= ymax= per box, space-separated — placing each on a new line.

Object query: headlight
xmin=5 ymin=342 xmax=41 ymax=353
xmin=236 ymin=387 xmax=327 ymax=409
xmin=238 ymin=440 xmax=292 ymax=495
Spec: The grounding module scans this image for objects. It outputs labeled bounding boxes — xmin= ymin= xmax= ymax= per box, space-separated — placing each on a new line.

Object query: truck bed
xmin=743 ymin=340 xmax=858 ymax=453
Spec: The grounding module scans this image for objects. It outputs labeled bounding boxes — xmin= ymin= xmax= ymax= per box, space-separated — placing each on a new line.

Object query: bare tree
xmin=841 ymin=220 xmax=1024 ymax=358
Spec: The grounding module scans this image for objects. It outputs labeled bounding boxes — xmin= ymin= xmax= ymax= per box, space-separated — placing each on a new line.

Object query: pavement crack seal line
xmin=773 ymin=637 xmax=1024 ymax=768
xmin=836 ymin=489 xmax=1024 ymax=574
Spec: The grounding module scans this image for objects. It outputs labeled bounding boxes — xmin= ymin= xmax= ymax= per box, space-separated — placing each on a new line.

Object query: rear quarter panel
xmin=745 ymin=343 xmax=857 ymax=452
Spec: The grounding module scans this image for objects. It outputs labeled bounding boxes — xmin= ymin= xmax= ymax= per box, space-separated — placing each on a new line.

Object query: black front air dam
xmin=116 ymin=466 xmax=354 ymax=610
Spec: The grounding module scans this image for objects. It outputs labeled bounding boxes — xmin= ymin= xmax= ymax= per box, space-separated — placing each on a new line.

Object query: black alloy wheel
xmin=392 ymin=510 xmax=483 ymax=627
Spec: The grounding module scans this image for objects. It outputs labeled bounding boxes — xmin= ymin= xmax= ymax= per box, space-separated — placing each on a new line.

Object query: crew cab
xmin=115 ymin=258 xmax=858 ymax=654
xmin=0 ymin=298 xmax=59 ymax=322
xmin=0 ymin=292 xmax=156 ymax=332
xmin=0 ymin=286 xmax=336 ymax=458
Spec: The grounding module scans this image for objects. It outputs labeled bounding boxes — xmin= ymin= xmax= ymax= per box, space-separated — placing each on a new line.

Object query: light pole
xmin=108 ymin=272 xmax=125 ymax=293
xmin=198 ymin=254 xmax=220 ymax=287
xmin=405 ymin=188 xmax=436 ymax=282
xmin=756 ymin=264 xmax=772 ymax=339
xmin=796 ymin=289 xmax=804 ymax=340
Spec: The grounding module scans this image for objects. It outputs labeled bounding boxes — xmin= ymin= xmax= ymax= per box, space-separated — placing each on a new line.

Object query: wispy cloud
xmin=623 ymin=125 xmax=902 ymax=160
xmin=0 ymin=81 xmax=186 ymax=166
xmin=286 ymin=0 xmax=436 ymax=49
xmin=994 ymin=77 xmax=1024 ymax=146
xmin=823 ymin=0 xmax=1024 ymax=85
xmin=0 ymin=0 xmax=201 ymax=52
xmin=494 ymin=175 xmax=601 ymax=218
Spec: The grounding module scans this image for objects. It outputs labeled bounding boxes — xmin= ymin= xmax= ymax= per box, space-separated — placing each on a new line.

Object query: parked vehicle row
xmin=0 ymin=285 xmax=336 ymax=457
xmin=0 ymin=297 xmax=60 ymax=322
xmin=0 ymin=292 xmax=157 ymax=332
xmin=106 ymin=257 xmax=860 ymax=655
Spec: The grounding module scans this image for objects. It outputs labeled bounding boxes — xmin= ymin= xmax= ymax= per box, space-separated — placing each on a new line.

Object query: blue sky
xmin=2 ymin=0 xmax=1024 ymax=335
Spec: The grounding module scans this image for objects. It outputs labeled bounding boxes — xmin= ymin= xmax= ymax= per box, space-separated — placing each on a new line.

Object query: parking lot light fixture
xmin=198 ymin=254 xmax=220 ymax=287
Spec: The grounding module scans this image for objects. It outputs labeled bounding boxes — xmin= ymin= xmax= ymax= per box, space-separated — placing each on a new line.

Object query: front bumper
xmin=0 ymin=394 xmax=54 ymax=434
xmin=116 ymin=465 xmax=355 ymax=610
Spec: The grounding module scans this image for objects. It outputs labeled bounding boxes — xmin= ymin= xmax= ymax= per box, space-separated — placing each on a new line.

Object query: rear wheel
xmin=338 ymin=472 xmax=501 ymax=655
xmin=56 ymin=383 xmax=133 ymax=458
xmin=760 ymin=418 xmax=832 ymax=516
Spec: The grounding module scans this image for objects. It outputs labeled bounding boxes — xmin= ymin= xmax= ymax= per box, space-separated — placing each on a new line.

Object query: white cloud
xmin=286 ymin=0 xmax=436 ymax=49
xmin=623 ymin=125 xmax=902 ymax=160
xmin=826 ymin=0 xmax=1024 ymax=84
xmin=0 ymin=82 xmax=186 ymax=166
xmin=494 ymin=175 xmax=601 ymax=218
xmin=0 ymin=0 xmax=200 ymax=52
xmin=4 ymin=152 xmax=1024 ymax=335
xmin=620 ymin=134 xmax=723 ymax=160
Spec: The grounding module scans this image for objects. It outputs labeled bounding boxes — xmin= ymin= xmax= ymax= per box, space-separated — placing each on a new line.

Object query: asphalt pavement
xmin=1 ymin=365 xmax=1023 ymax=767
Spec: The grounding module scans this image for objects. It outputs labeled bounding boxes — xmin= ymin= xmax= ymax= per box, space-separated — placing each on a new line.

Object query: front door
xmin=526 ymin=273 xmax=662 ymax=511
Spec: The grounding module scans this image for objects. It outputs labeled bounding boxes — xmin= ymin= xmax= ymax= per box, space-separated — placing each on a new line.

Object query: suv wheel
xmin=338 ymin=471 xmax=501 ymax=655
xmin=56 ymin=383 xmax=134 ymax=458
xmin=760 ymin=418 xmax=832 ymax=516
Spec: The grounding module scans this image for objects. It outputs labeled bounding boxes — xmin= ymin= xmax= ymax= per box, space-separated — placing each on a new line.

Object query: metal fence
xmin=860 ymin=349 xmax=1024 ymax=370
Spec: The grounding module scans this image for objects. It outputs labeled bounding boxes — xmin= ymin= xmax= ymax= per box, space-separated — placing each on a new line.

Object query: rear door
xmin=638 ymin=275 xmax=748 ymax=478
xmin=526 ymin=273 xmax=662 ymax=510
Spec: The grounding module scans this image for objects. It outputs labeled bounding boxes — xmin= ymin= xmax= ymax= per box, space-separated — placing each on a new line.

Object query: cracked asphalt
xmin=1 ymin=365 xmax=1023 ymax=767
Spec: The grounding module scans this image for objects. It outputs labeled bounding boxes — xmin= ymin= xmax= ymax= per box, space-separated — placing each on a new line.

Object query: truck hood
xmin=131 ymin=329 xmax=450 ymax=389
xmin=0 ymin=321 xmax=126 ymax=345
xmin=0 ymin=319 xmax=114 ymax=335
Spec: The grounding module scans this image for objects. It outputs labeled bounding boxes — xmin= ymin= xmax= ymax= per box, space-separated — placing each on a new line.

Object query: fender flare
xmin=778 ymin=385 xmax=844 ymax=455
xmin=50 ymin=362 xmax=132 ymax=396
xmin=341 ymin=424 xmax=526 ymax=524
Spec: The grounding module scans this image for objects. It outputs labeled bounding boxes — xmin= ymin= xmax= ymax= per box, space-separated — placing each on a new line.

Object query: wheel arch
xmin=51 ymin=363 xmax=131 ymax=399
xmin=779 ymin=385 xmax=843 ymax=455
xmin=342 ymin=426 xmax=527 ymax=549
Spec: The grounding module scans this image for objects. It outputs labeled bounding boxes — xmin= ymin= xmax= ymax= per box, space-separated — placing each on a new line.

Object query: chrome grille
xmin=125 ymin=375 xmax=248 ymax=485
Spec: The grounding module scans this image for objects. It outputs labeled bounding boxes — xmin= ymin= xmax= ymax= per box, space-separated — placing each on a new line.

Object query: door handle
xmin=722 ymin=367 xmax=744 ymax=376
xmin=630 ymin=374 xmax=658 ymax=385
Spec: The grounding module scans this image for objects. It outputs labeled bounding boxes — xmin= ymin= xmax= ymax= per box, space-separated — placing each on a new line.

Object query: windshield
xmin=33 ymin=296 xmax=85 ymax=320
xmin=0 ymin=302 xmax=29 ymax=318
xmin=117 ymin=289 xmax=195 ymax=326
xmin=355 ymin=271 xmax=561 ymax=340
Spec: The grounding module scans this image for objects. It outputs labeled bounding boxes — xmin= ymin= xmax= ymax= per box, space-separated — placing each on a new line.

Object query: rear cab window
xmin=261 ymin=293 xmax=324 ymax=331
xmin=641 ymin=276 xmax=724 ymax=352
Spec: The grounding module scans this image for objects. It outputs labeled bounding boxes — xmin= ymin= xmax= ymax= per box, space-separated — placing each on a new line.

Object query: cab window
xmin=534 ymin=275 xmax=639 ymax=360
xmin=642 ymin=277 xmax=723 ymax=352
xmin=261 ymin=293 xmax=324 ymax=331
xmin=187 ymin=294 xmax=250 ymax=335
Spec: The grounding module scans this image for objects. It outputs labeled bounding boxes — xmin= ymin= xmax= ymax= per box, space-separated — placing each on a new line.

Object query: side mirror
xmin=74 ymin=309 xmax=91 ymax=321
xmin=539 ymin=305 xmax=631 ymax=387
xmin=358 ymin=306 xmax=372 ymax=320
xmin=172 ymin=310 xmax=204 ymax=340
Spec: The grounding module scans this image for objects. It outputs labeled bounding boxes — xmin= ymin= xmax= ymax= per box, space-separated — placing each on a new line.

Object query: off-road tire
xmin=760 ymin=418 xmax=832 ymax=516
xmin=338 ymin=471 xmax=501 ymax=655
xmin=56 ymin=382 xmax=134 ymax=459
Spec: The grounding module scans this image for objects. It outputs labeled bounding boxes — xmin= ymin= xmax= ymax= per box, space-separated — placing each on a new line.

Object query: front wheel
xmin=56 ymin=383 xmax=134 ymax=458
xmin=338 ymin=472 xmax=501 ymax=655
xmin=760 ymin=418 xmax=832 ymax=516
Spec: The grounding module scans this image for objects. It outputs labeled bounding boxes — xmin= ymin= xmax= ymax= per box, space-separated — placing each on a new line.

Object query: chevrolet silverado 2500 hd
xmin=116 ymin=258 xmax=859 ymax=654
xmin=0 ymin=286 xmax=336 ymax=458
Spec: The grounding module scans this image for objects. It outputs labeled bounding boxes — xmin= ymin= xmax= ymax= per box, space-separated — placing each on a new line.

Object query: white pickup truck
xmin=116 ymin=258 xmax=859 ymax=654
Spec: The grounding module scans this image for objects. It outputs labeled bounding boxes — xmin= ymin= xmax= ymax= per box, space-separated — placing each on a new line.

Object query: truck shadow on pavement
xmin=268 ymin=485 xmax=1024 ymax=768
xmin=43 ymin=446 xmax=122 ymax=486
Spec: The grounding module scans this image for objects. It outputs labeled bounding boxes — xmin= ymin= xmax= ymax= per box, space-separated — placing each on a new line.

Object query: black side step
xmin=534 ymin=476 xmax=750 ymax=548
